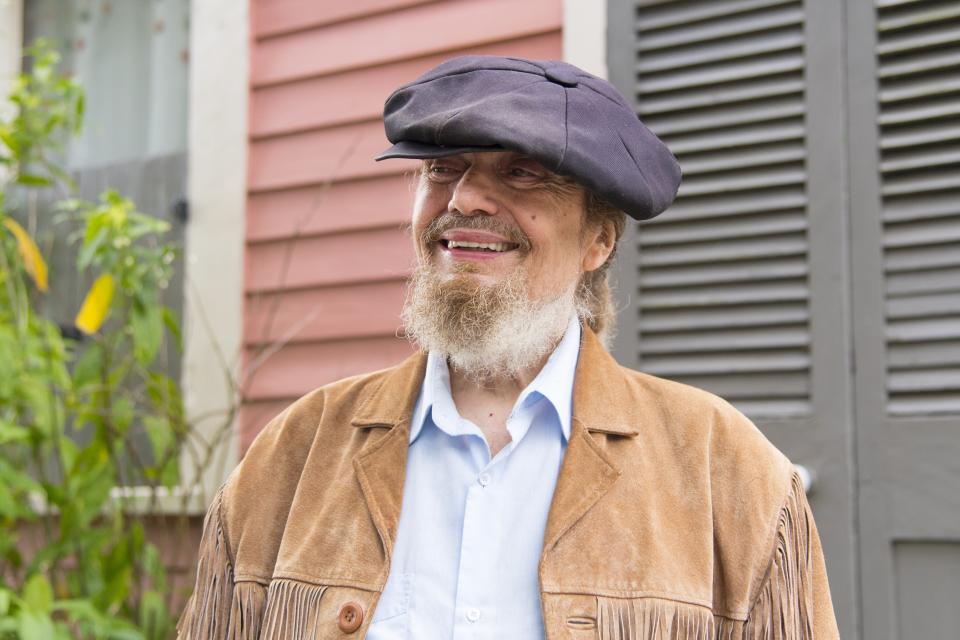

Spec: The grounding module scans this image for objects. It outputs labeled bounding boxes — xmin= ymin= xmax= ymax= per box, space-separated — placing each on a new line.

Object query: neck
xmin=448 ymin=347 xmax=553 ymax=406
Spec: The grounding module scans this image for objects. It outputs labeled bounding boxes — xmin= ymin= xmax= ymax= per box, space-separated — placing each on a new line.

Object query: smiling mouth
xmin=439 ymin=239 xmax=520 ymax=253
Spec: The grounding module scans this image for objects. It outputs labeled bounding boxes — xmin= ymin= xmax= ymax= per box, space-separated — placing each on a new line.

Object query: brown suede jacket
xmin=178 ymin=326 xmax=839 ymax=639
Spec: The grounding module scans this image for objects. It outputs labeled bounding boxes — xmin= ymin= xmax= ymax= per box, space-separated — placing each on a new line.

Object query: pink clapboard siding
xmin=242 ymin=0 xmax=562 ymax=450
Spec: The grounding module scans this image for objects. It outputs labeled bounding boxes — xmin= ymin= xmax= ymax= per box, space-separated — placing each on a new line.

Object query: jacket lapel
xmin=542 ymin=326 xmax=638 ymax=552
xmin=348 ymin=327 xmax=638 ymax=561
xmin=351 ymin=350 xmax=427 ymax=563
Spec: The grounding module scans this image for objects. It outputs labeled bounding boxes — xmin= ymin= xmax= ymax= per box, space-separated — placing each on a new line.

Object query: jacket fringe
xmin=258 ymin=579 xmax=328 ymax=639
xmin=227 ymin=582 xmax=268 ymax=639
xmin=177 ymin=488 xmax=236 ymax=639
xmin=599 ymin=472 xmax=814 ymax=640
xmin=597 ymin=597 xmax=715 ymax=639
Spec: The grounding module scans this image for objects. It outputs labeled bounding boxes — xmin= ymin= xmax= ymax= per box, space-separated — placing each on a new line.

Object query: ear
xmin=581 ymin=217 xmax=617 ymax=272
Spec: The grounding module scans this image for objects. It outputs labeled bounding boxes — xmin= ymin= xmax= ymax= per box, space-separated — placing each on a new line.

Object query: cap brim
xmin=375 ymin=140 xmax=507 ymax=161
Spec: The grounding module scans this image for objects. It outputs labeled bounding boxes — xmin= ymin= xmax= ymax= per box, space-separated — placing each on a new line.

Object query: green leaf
xmin=18 ymin=610 xmax=56 ymax=640
xmin=18 ymin=377 xmax=57 ymax=436
xmin=131 ymin=301 xmax=163 ymax=366
xmin=161 ymin=306 xmax=182 ymax=353
xmin=138 ymin=588 xmax=170 ymax=640
xmin=22 ymin=574 xmax=53 ymax=613
xmin=160 ymin=456 xmax=180 ymax=489
xmin=0 ymin=128 xmax=19 ymax=156
xmin=0 ymin=419 xmax=30 ymax=444
xmin=0 ymin=589 xmax=9 ymax=615
xmin=58 ymin=438 xmax=78 ymax=474
xmin=77 ymin=225 xmax=107 ymax=270
xmin=111 ymin=396 xmax=134 ymax=434
xmin=72 ymin=341 xmax=105 ymax=390
xmin=143 ymin=416 xmax=172 ymax=464
xmin=15 ymin=174 xmax=51 ymax=187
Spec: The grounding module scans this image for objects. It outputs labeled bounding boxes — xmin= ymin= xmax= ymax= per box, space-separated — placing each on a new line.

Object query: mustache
xmin=420 ymin=213 xmax=532 ymax=251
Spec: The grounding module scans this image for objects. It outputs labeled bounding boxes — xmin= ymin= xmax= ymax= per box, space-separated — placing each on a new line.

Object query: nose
xmin=448 ymin=166 xmax=500 ymax=216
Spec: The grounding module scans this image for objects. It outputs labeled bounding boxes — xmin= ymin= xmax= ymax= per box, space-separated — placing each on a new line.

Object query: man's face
xmin=411 ymin=151 xmax=610 ymax=300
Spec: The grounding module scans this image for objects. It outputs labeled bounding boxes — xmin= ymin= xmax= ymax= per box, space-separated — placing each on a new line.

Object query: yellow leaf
xmin=2 ymin=217 xmax=48 ymax=291
xmin=75 ymin=274 xmax=115 ymax=335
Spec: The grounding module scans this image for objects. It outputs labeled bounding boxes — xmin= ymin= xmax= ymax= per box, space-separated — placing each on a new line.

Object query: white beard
xmin=401 ymin=264 xmax=578 ymax=383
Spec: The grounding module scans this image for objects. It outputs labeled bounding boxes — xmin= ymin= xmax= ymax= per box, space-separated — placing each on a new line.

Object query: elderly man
xmin=178 ymin=57 xmax=838 ymax=639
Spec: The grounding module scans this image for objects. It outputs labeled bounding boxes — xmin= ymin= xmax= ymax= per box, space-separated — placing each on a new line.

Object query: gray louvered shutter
xmin=876 ymin=0 xmax=960 ymax=415
xmin=621 ymin=0 xmax=812 ymax=418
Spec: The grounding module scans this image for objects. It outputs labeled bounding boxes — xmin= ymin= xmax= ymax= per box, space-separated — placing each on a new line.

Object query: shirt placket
xmin=452 ymin=429 xmax=521 ymax=638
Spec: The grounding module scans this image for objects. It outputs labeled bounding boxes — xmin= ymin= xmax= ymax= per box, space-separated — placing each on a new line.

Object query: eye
xmin=508 ymin=166 xmax=538 ymax=178
xmin=503 ymin=160 xmax=546 ymax=183
xmin=425 ymin=160 xmax=464 ymax=182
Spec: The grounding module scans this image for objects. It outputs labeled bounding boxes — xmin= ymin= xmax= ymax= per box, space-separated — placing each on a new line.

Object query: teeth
xmin=446 ymin=240 xmax=512 ymax=252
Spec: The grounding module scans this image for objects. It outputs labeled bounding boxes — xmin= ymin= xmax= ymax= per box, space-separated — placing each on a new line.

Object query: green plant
xmin=0 ymin=41 xmax=185 ymax=639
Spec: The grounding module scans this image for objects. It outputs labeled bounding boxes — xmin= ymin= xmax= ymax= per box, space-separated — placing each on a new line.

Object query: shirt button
xmin=478 ymin=473 xmax=491 ymax=487
xmin=466 ymin=608 xmax=481 ymax=622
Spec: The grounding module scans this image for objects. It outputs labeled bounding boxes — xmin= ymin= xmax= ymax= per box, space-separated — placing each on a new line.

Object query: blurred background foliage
xmin=0 ymin=41 xmax=186 ymax=639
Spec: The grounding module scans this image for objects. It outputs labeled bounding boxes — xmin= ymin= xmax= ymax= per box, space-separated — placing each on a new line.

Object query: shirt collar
xmin=409 ymin=314 xmax=581 ymax=444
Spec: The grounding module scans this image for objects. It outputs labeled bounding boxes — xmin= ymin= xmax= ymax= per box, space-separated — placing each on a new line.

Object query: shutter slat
xmin=639 ymin=78 xmax=803 ymax=115
xmin=724 ymin=399 xmax=811 ymax=417
xmin=879 ymin=100 xmax=960 ymax=125
xmin=637 ymin=29 xmax=804 ymax=74
xmin=884 ymin=218 xmax=960 ymax=248
xmin=879 ymin=49 xmax=960 ymax=79
xmin=662 ymin=190 xmax=807 ymax=221
xmin=888 ymin=318 xmax=960 ymax=342
xmin=642 ymin=351 xmax=810 ymax=376
xmin=883 ymin=192 xmax=959 ymax=222
xmin=885 ymin=245 xmax=960 ymax=272
xmin=877 ymin=4 xmax=960 ymax=31
xmin=641 ymin=282 xmax=808 ymax=308
xmin=665 ymin=122 xmax=805 ymax=154
xmin=886 ymin=292 xmax=960 ymax=319
xmin=646 ymin=100 xmax=805 ymax=136
xmin=889 ymin=341 xmax=960 ymax=369
xmin=880 ymin=147 xmax=960 ymax=173
xmin=879 ymin=75 xmax=960 ymax=104
xmin=639 ymin=234 xmax=806 ymax=266
xmin=875 ymin=22 xmax=960 ymax=55
xmin=635 ymin=0 xmax=794 ymax=32
xmin=668 ymin=371 xmax=808 ymax=397
xmin=677 ymin=167 xmax=806 ymax=196
xmin=881 ymin=171 xmax=960 ymax=196
xmin=640 ymin=304 xmax=809 ymax=332
xmin=889 ymin=396 xmax=960 ymax=416
xmin=636 ymin=6 xmax=803 ymax=51
xmin=888 ymin=368 xmax=960 ymax=392
xmin=679 ymin=146 xmax=806 ymax=175
xmin=886 ymin=267 xmax=960 ymax=296
xmin=881 ymin=124 xmax=960 ymax=149
xmin=640 ymin=326 xmax=809 ymax=354
xmin=640 ymin=258 xmax=807 ymax=287
xmin=640 ymin=211 xmax=806 ymax=244
xmin=637 ymin=54 xmax=803 ymax=93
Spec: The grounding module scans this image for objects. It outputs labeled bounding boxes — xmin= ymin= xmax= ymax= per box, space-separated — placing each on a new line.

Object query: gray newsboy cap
xmin=376 ymin=55 xmax=681 ymax=220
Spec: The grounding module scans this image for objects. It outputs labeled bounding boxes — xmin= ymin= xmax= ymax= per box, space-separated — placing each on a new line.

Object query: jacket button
xmin=337 ymin=602 xmax=364 ymax=633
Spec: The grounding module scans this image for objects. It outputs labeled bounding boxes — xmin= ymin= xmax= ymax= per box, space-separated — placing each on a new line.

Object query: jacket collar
xmin=350 ymin=323 xmax=639 ymax=437
xmin=351 ymin=324 xmax=638 ymax=563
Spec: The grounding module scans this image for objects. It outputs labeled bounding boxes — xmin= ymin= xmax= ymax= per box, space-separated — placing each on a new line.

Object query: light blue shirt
xmin=366 ymin=315 xmax=581 ymax=639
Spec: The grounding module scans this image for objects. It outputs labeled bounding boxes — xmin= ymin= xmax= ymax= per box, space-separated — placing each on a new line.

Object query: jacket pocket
xmin=595 ymin=596 xmax=715 ymax=640
xmin=256 ymin=578 xmax=379 ymax=639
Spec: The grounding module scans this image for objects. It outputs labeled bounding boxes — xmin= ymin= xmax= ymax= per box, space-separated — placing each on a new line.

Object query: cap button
xmin=543 ymin=64 xmax=579 ymax=88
